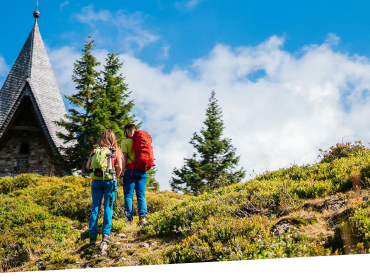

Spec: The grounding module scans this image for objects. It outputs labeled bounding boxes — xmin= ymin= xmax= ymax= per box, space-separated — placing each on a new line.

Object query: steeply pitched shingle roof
xmin=0 ymin=20 xmax=68 ymax=155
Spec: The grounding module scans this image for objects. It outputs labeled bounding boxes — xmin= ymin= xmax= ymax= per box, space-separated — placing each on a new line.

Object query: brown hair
xmin=123 ymin=123 xmax=136 ymax=131
xmin=98 ymin=130 xmax=122 ymax=157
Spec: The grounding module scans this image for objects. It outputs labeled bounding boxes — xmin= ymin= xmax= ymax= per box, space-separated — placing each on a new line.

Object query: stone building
xmin=0 ymin=10 xmax=68 ymax=176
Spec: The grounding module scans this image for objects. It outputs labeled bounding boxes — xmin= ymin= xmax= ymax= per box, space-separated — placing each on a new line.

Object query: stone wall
xmin=0 ymin=129 xmax=59 ymax=176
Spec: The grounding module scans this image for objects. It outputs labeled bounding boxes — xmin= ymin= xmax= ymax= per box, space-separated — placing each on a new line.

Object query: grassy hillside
xmin=2 ymin=142 xmax=370 ymax=272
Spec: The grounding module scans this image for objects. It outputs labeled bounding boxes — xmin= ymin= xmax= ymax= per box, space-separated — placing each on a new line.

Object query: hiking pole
xmin=109 ymin=174 xmax=118 ymax=209
xmin=108 ymin=147 xmax=115 ymax=208
xmin=109 ymin=176 xmax=118 ymax=208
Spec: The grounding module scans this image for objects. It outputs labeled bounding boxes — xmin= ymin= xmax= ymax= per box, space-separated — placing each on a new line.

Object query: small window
xmin=19 ymin=142 xmax=30 ymax=154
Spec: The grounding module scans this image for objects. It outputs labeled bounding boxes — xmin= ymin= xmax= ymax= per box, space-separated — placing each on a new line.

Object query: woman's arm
xmin=86 ymin=156 xmax=92 ymax=170
xmin=116 ymin=154 xmax=123 ymax=178
xmin=119 ymin=153 xmax=127 ymax=186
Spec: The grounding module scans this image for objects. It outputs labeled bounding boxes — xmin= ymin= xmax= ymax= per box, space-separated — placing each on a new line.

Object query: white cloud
xmin=49 ymin=46 xmax=80 ymax=100
xmin=160 ymin=46 xmax=170 ymax=59
xmin=60 ymin=0 xmax=69 ymax=11
xmin=325 ymin=33 xmax=341 ymax=45
xmin=0 ymin=54 xmax=9 ymax=77
xmin=175 ymin=0 xmax=206 ymax=10
xmin=74 ymin=5 xmax=110 ymax=24
xmin=74 ymin=6 xmax=159 ymax=52
xmin=50 ymin=34 xmax=370 ymax=191
xmin=0 ymin=54 xmax=9 ymax=87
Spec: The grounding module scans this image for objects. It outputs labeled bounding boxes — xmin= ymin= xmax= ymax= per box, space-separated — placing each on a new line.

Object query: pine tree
xmin=146 ymin=167 xmax=160 ymax=191
xmin=90 ymin=50 xmax=137 ymax=146
xmin=170 ymin=91 xmax=245 ymax=195
xmin=55 ymin=36 xmax=101 ymax=175
xmin=94 ymin=51 xmax=160 ymax=188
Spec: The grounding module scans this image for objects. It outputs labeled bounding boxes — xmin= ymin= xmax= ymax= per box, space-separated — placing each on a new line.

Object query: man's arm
xmin=116 ymin=154 xmax=123 ymax=178
xmin=122 ymin=152 xmax=127 ymax=172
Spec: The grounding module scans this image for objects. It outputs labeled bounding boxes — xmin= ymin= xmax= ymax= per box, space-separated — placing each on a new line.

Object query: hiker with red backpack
xmin=119 ymin=123 xmax=154 ymax=226
xmin=86 ymin=130 xmax=122 ymax=244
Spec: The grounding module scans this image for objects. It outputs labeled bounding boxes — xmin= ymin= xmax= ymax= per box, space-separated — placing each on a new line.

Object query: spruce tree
xmin=170 ymin=91 xmax=245 ymax=195
xmin=146 ymin=167 xmax=160 ymax=191
xmin=90 ymin=50 xmax=137 ymax=146
xmin=94 ymin=51 xmax=160 ymax=188
xmin=55 ymin=36 xmax=101 ymax=175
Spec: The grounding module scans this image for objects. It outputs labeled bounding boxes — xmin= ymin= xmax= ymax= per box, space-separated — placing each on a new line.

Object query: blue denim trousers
xmin=123 ymin=168 xmax=148 ymax=220
xmin=89 ymin=180 xmax=116 ymax=237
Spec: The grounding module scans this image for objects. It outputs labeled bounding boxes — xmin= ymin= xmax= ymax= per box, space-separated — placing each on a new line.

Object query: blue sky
xmin=2 ymin=0 xmax=370 ymax=72
xmin=3 ymin=1 xmax=370 ymax=190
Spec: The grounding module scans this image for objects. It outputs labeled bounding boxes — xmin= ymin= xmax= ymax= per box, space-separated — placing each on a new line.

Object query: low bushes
xmin=142 ymin=215 xmax=329 ymax=265
xmin=1 ymin=142 xmax=370 ymax=271
xmin=142 ymin=177 xmax=344 ymax=237
xmin=9 ymin=181 xmax=92 ymax=222
xmin=0 ymin=195 xmax=79 ymax=271
xmin=4 ymin=176 xmax=188 ymax=223
xmin=0 ymin=174 xmax=41 ymax=194
xmin=335 ymin=201 xmax=370 ymax=253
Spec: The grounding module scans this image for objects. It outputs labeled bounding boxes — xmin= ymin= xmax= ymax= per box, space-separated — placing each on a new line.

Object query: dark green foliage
xmin=114 ymin=189 xmax=188 ymax=218
xmin=170 ymin=91 xmax=245 ymax=195
xmin=256 ymin=141 xmax=370 ymax=192
xmin=0 ymin=195 xmax=79 ymax=271
xmin=90 ymin=51 xmax=137 ymax=147
xmin=146 ymin=166 xmax=160 ymax=191
xmin=143 ymin=178 xmax=339 ymax=238
xmin=0 ymin=175 xmax=184 ymax=272
xmin=55 ymin=37 xmax=101 ymax=175
xmin=319 ymin=141 xmax=369 ymax=163
xmin=4 ymin=141 xmax=370 ymax=271
xmin=9 ymin=181 xmax=92 ymax=222
xmin=334 ymin=201 xmax=370 ymax=254
xmin=0 ymin=174 xmax=41 ymax=194
xmin=1 ymin=176 xmax=182 ymax=224
xmin=140 ymin=142 xmax=370 ymax=263
xmin=160 ymin=218 xmax=329 ymax=263
xmin=55 ymin=42 xmax=140 ymax=177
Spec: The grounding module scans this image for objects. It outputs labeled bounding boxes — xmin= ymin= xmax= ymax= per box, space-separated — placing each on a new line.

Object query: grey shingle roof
xmin=0 ymin=20 xmax=68 ymax=156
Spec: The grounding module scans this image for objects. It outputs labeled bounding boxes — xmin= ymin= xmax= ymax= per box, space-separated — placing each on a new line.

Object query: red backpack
xmin=126 ymin=130 xmax=154 ymax=174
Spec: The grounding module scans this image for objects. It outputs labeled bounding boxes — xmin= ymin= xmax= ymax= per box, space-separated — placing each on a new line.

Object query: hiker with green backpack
xmin=86 ymin=130 xmax=122 ymax=244
xmin=119 ymin=123 xmax=155 ymax=226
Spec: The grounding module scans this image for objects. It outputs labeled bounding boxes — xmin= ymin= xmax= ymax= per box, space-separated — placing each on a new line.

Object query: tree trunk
xmin=81 ymin=134 xmax=87 ymax=176
xmin=81 ymin=160 xmax=87 ymax=177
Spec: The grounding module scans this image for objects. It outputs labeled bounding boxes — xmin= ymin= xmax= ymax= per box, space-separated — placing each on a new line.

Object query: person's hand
xmin=119 ymin=177 xmax=124 ymax=186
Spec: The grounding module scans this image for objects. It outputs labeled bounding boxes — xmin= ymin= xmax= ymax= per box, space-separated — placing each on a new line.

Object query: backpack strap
xmin=126 ymin=154 xmax=135 ymax=176
xmin=105 ymin=146 xmax=117 ymax=180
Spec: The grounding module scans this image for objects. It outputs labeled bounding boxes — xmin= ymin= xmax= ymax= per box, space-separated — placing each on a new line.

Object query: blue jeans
xmin=123 ymin=168 xmax=148 ymax=220
xmin=89 ymin=180 xmax=116 ymax=237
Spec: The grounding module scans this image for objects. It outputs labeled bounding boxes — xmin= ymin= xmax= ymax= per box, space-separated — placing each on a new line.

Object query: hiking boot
xmin=102 ymin=234 xmax=114 ymax=243
xmin=125 ymin=215 xmax=133 ymax=224
xmin=138 ymin=217 xmax=148 ymax=226
xmin=90 ymin=237 xmax=97 ymax=244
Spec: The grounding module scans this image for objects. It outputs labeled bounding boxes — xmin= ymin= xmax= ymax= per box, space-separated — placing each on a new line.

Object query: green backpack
xmin=89 ymin=146 xmax=116 ymax=181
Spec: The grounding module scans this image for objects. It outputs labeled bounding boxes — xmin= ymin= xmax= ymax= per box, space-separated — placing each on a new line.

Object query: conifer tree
xmin=170 ymin=91 xmax=245 ymax=195
xmin=90 ymin=50 xmax=137 ymax=146
xmin=55 ymin=36 xmax=101 ymax=175
xmin=146 ymin=167 xmax=160 ymax=191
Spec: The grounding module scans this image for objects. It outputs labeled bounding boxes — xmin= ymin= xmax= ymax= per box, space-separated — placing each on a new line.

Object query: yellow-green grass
xmin=2 ymin=142 xmax=370 ymax=271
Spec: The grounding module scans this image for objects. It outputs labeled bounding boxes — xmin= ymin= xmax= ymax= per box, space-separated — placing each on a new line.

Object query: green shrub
xmin=336 ymin=201 xmax=370 ymax=252
xmin=9 ymin=181 xmax=92 ymax=222
xmin=142 ymin=216 xmax=329 ymax=264
xmin=0 ymin=174 xmax=41 ymax=194
xmin=0 ymin=195 xmax=79 ymax=271
xmin=319 ymin=142 xmax=369 ymax=164
xmin=143 ymin=178 xmax=339 ymax=237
